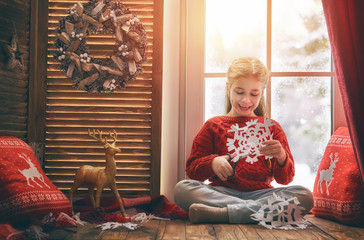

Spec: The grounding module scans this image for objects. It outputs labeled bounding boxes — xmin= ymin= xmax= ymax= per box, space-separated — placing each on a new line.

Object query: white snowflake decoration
xmin=95 ymin=213 xmax=169 ymax=231
xmin=226 ymin=118 xmax=275 ymax=164
xmin=96 ymin=221 xmax=139 ymax=231
xmin=251 ymin=192 xmax=308 ymax=230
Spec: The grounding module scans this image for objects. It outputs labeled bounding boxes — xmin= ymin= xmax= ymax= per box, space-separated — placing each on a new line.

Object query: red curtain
xmin=322 ymin=0 xmax=364 ymax=184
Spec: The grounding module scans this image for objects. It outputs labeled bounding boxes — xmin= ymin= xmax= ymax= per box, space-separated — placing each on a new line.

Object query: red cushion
xmin=312 ymin=127 xmax=364 ymax=226
xmin=0 ymin=136 xmax=72 ymax=223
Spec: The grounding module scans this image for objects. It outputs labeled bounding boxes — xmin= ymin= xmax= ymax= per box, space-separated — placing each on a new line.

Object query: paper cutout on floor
xmin=226 ymin=118 xmax=275 ymax=164
xmin=95 ymin=213 xmax=169 ymax=231
xmin=250 ymin=192 xmax=308 ymax=230
xmin=72 ymin=212 xmax=87 ymax=226
xmin=96 ymin=221 xmax=138 ymax=231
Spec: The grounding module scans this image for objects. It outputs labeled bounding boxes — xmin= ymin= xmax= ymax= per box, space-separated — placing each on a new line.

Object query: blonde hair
xmin=225 ymin=57 xmax=270 ymax=116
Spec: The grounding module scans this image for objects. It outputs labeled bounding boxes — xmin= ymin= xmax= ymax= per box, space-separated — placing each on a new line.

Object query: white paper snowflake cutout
xmin=95 ymin=213 xmax=169 ymax=231
xmin=226 ymin=118 xmax=275 ymax=164
xmin=250 ymin=192 xmax=308 ymax=230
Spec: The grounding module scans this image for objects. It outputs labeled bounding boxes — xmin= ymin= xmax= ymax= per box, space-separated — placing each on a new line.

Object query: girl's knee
xmin=175 ymin=179 xmax=198 ymax=194
xmin=174 ymin=179 xmax=202 ymax=211
xmin=174 ymin=180 xmax=188 ymax=199
xmin=288 ymin=185 xmax=314 ymax=213
xmin=175 ymin=179 xmax=202 ymax=192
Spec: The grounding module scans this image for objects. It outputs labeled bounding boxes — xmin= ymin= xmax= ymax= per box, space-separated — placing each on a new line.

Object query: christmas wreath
xmin=54 ymin=0 xmax=147 ymax=93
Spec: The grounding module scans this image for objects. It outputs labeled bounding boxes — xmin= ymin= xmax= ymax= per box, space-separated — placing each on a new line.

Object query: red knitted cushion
xmin=312 ymin=127 xmax=364 ymax=226
xmin=0 ymin=136 xmax=72 ymax=223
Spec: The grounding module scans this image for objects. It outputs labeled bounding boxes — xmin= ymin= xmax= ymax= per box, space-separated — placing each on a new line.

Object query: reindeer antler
xmin=18 ymin=153 xmax=31 ymax=163
xmin=109 ymin=129 xmax=118 ymax=145
xmin=88 ymin=129 xmax=107 ymax=144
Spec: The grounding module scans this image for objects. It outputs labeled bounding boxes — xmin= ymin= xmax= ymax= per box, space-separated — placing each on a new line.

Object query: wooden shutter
xmin=0 ymin=0 xmax=29 ymax=140
xmin=45 ymin=0 xmax=162 ymax=198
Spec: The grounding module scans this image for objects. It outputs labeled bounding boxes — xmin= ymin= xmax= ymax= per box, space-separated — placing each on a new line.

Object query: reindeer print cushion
xmin=312 ymin=127 xmax=364 ymax=226
xmin=0 ymin=136 xmax=72 ymax=223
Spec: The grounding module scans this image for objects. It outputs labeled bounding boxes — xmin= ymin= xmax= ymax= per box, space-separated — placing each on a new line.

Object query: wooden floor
xmin=47 ymin=214 xmax=364 ymax=240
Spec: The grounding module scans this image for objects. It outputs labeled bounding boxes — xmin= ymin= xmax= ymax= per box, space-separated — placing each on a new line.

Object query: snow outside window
xmin=203 ymin=0 xmax=334 ymax=191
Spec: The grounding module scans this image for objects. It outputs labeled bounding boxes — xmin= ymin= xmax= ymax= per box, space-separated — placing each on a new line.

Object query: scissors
xmin=226 ymin=152 xmax=250 ymax=177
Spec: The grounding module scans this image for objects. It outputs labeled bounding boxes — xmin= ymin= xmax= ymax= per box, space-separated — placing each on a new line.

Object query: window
xmin=187 ymin=0 xmax=334 ymax=190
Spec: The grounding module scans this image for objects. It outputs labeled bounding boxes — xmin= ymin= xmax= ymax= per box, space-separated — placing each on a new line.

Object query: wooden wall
xmin=0 ymin=0 xmax=163 ymax=197
xmin=43 ymin=0 xmax=163 ymax=198
xmin=0 ymin=0 xmax=30 ymax=141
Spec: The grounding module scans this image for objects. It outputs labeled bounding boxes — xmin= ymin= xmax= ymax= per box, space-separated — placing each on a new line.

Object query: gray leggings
xmin=174 ymin=179 xmax=314 ymax=224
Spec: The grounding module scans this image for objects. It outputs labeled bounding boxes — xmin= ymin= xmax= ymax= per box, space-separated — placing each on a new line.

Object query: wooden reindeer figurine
xmin=69 ymin=129 xmax=127 ymax=217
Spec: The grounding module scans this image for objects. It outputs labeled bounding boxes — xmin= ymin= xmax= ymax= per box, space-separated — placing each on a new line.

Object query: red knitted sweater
xmin=186 ymin=116 xmax=295 ymax=191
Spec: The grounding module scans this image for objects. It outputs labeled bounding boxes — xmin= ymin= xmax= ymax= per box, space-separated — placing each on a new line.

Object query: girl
xmin=174 ymin=57 xmax=313 ymax=224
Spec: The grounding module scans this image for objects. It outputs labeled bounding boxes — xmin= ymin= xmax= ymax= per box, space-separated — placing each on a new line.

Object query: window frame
xmin=181 ymin=0 xmax=337 ymax=179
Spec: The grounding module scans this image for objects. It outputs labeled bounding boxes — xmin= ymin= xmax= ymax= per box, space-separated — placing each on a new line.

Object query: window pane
xmin=205 ymin=0 xmax=267 ymax=73
xmin=271 ymin=77 xmax=331 ymax=190
xmin=204 ymin=78 xmax=226 ymax=121
xmin=272 ymin=0 xmax=331 ymax=72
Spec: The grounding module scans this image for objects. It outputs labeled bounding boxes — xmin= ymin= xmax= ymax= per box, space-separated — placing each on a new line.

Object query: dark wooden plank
xmin=157 ymin=220 xmax=186 ymax=239
xmin=309 ymin=229 xmax=337 ymax=240
xmin=28 ymin=0 xmax=49 ymax=144
xmin=298 ymin=221 xmax=336 ymax=240
xmin=0 ymin=130 xmax=26 ymax=139
xmin=125 ymin=219 xmax=161 ymax=239
xmin=156 ymin=220 xmax=167 ymax=240
xmin=0 ymin=0 xmax=29 ymax=141
xmin=0 ymin=123 xmax=27 ymax=131
xmin=268 ymin=225 xmax=326 ymax=240
xmin=236 ymin=224 xmax=271 ymax=240
xmin=44 ymin=218 xmax=364 ymax=240
xmin=0 ymin=100 xmax=27 ymax=109
xmin=0 ymin=107 xmax=27 ymax=116
xmin=238 ymin=218 xmax=338 ymax=240
xmin=62 ymin=223 xmax=102 ymax=240
xmin=150 ymin=0 xmax=163 ymax=197
xmin=98 ymin=228 xmax=129 ymax=240
xmin=45 ymin=228 xmax=77 ymax=240
xmin=185 ymin=222 xmax=216 ymax=239
xmin=0 ymin=75 xmax=28 ymax=88
xmin=306 ymin=215 xmax=364 ymax=240
xmin=0 ymin=91 xmax=28 ymax=102
xmin=213 ymin=224 xmax=248 ymax=240
xmin=79 ymin=225 xmax=104 ymax=240
xmin=0 ymin=115 xmax=27 ymax=125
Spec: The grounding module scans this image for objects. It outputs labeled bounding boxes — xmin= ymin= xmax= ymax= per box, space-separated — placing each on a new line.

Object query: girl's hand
xmin=260 ymin=140 xmax=287 ymax=166
xmin=212 ymin=153 xmax=236 ymax=181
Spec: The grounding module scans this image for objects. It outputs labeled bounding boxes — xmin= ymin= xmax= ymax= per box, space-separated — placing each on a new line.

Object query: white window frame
xmin=181 ymin=0 xmax=205 ymax=179
xmin=180 ymin=0 xmax=342 ymax=178
xmin=160 ymin=0 xmax=346 ymax=201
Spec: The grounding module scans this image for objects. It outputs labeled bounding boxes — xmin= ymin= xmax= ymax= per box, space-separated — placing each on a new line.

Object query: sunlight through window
xmin=204 ymin=0 xmax=333 ymax=191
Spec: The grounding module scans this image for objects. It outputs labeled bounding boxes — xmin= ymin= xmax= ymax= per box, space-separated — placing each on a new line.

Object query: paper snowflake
xmin=226 ymin=118 xmax=275 ymax=164
xmin=95 ymin=213 xmax=169 ymax=231
xmin=250 ymin=192 xmax=308 ymax=230
xmin=96 ymin=221 xmax=139 ymax=231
